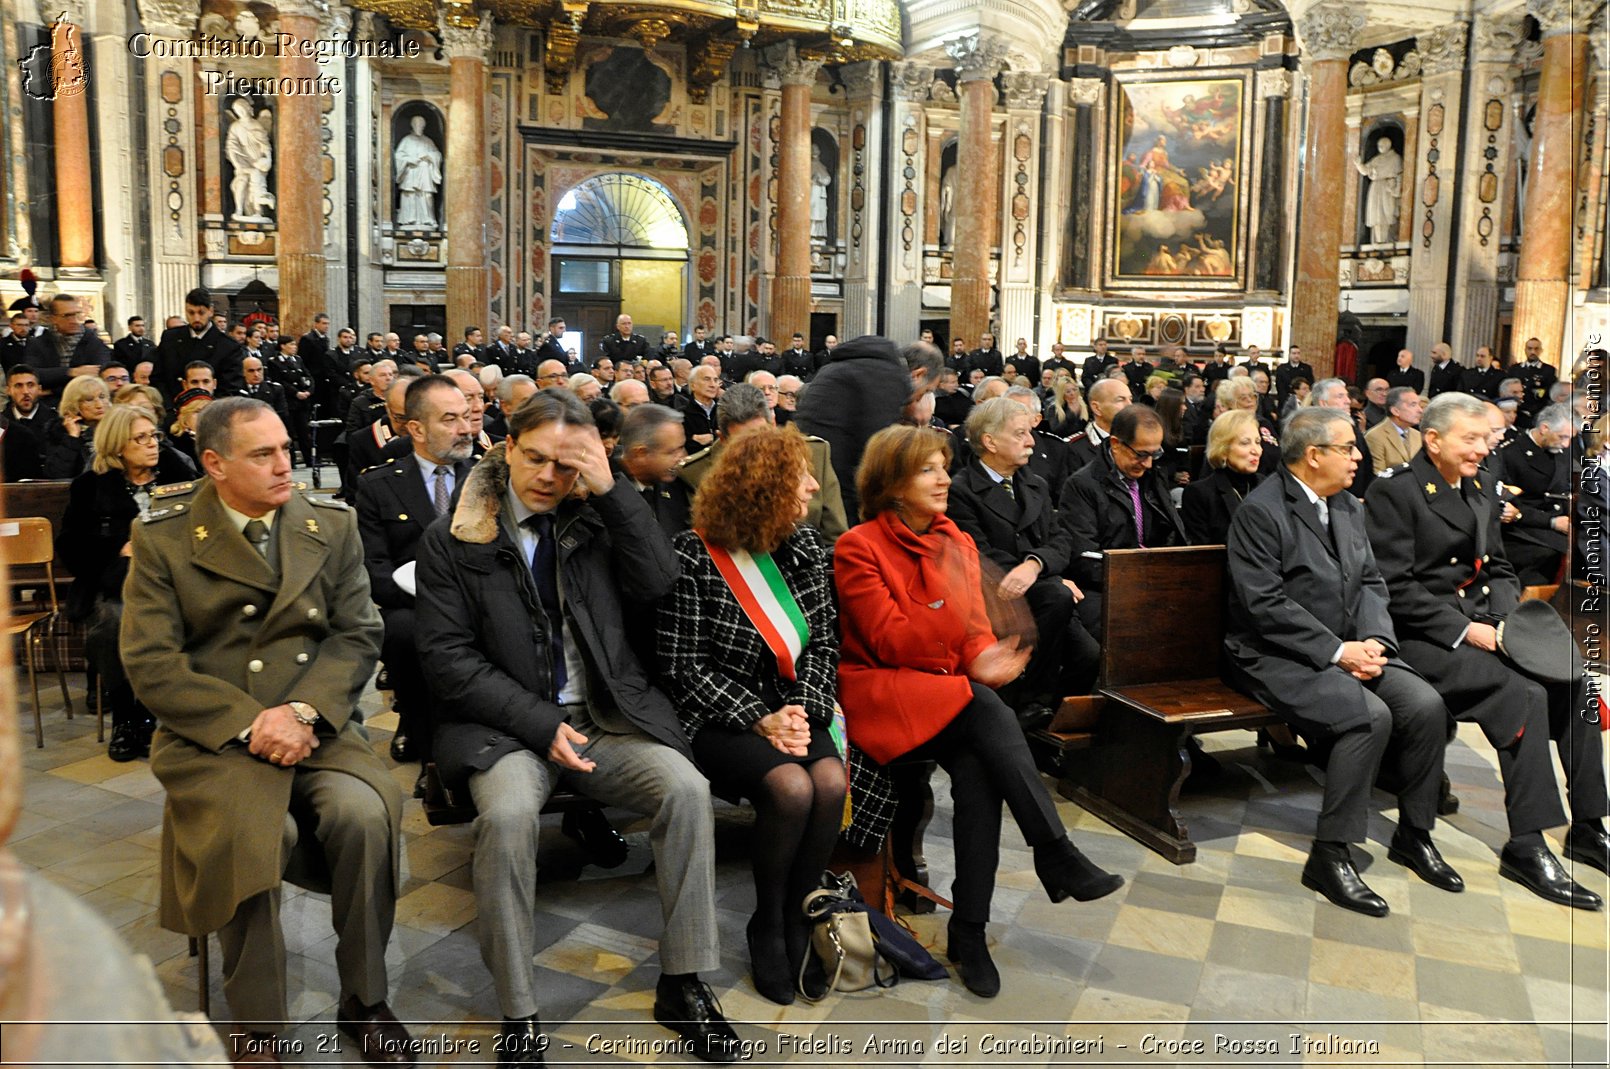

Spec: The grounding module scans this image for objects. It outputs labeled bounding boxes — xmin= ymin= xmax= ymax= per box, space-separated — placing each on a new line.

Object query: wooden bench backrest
xmin=1100 ymin=546 xmax=1226 ymax=688
xmin=2 ymin=481 xmax=73 ymax=536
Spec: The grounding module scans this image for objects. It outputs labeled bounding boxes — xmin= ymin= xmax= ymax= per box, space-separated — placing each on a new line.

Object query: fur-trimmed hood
xmin=449 ymin=440 xmax=510 ymax=545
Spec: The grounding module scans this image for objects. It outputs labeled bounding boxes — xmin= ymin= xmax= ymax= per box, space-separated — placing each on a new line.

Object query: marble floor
xmin=8 ymin=674 xmax=1609 ymax=1068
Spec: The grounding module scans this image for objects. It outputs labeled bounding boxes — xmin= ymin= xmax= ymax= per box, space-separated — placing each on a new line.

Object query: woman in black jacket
xmin=59 ymin=404 xmax=194 ymax=760
xmin=658 ymin=426 xmax=846 ymax=1005
xmin=1181 ymin=409 xmax=1265 ymax=545
xmin=42 ymin=375 xmax=110 ymax=479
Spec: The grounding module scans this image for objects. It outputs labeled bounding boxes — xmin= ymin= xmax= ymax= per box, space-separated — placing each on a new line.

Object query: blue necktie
xmin=524 ymin=514 xmax=567 ymax=697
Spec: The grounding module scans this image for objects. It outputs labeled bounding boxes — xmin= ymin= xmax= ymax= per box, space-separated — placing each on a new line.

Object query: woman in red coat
xmin=834 ymin=425 xmax=1123 ymax=998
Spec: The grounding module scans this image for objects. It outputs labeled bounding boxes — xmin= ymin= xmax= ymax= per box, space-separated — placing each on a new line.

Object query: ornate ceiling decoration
xmin=349 ymin=0 xmax=902 ymax=95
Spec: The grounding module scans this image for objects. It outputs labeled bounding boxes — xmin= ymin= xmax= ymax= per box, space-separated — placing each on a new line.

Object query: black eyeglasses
xmin=1114 ymin=439 xmax=1165 ymax=462
xmin=1316 ymin=442 xmax=1360 ymax=456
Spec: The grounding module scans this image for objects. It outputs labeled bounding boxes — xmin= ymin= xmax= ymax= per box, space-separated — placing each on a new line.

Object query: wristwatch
xmin=288 ymin=701 xmax=320 ymax=727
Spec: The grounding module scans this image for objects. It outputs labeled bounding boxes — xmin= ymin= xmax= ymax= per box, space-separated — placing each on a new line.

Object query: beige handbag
xmin=798 ymin=871 xmax=897 ymax=1000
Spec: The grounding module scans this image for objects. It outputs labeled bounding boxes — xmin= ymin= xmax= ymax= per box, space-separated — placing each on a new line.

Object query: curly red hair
xmin=692 ymin=425 xmax=811 ymax=553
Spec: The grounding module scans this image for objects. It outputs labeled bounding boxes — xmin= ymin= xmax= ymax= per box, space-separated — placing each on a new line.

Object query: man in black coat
xmin=599 ymin=313 xmax=650 ymax=365
xmin=794 ymin=335 xmax=942 ymax=522
xmin=355 ymin=376 xmax=476 ymax=781
xmin=451 ymin=326 xmax=485 ymax=366
xmin=414 ymin=391 xmax=737 ymax=1061
xmin=1385 ymin=348 xmax=1425 ymax=393
xmin=1078 ymin=339 xmax=1115 ymax=394
xmin=1059 ymin=405 xmax=1185 ymax=638
xmin=1272 ymin=345 xmax=1315 ymax=403
xmin=1461 ymin=346 xmax=1505 ymax=399
xmin=1065 ymin=378 xmax=1130 ymax=474
xmin=22 ymin=293 xmax=110 ymax=391
xmin=966 ymin=332 xmax=1004 ymax=380
xmin=1496 ymin=401 xmax=1573 ymax=584
xmin=1119 ymin=347 xmax=1154 ymax=400
xmin=297 ymin=312 xmax=333 ymax=389
xmin=152 ymin=288 xmax=243 ymax=403
xmin=680 ymin=364 xmax=722 ymax=452
xmin=681 ymin=324 xmax=714 ymax=364
xmin=486 ymin=325 xmax=518 ymax=373
xmin=113 ymin=316 xmax=154 ymax=369
xmin=1426 ymin=342 xmax=1463 ymax=398
xmin=1224 ymin=408 xmax=1451 ymax=917
xmin=946 ymin=396 xmax=1100 ymax=715
xmin=1 ymin=365 xmax=53 ymax=481
xmin=239 ymin=355 xmax=290 ymax=425
xmin=1007 ymin=338 xmax=1041 ymax=388
xmin=1511 ymin=336 xmax=1557 ymax=425
xmin=1041 ymin=341 xmax=1078 ymax=384
xmin=1005 ymin=386 xmax=1072 ymax=504
xmin=780 ymin=333 xmax=814 ymax=380
xmin=932 ymin=369 xmax=971 ymax=428
xmin=1366 ymin=392 xmax=1606 ymax=909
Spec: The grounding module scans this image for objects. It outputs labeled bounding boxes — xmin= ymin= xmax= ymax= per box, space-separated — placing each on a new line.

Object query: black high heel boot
xmin=1034 ymin=838 xmax=1124 ymax=903
xmin=747 ymin=915 xmax=795 ymax=1005
xmin=946 ymin=919 xmax=1000 ymax=997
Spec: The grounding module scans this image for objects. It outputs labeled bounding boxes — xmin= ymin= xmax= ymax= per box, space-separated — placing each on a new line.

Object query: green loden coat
xmin=120 ymin=479 xmax=400 ymax=937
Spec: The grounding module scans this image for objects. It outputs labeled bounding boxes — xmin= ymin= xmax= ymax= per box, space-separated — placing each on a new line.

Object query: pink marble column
xmin=946 ymin=34 xmax=1005 ymax=347
xmin=50 ymin=15 xmax=94 ymax=271
xmin=769 ymin=47 xmax=822 ymax=342
xmin=275 ymin=2 xmax=326 ymax=337
xmin=442 ymin=14 xmax=492 ymax=342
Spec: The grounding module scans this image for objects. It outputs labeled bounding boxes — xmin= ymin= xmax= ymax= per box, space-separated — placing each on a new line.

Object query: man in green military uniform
xmin=121 ymin=396 xmax=414 ymax=1065
xmin=677 ymin=382 xmax=848 ymax=542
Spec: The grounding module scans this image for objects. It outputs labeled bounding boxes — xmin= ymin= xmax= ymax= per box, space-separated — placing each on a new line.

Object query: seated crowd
xmin=4 ymin=287 xmax=1607 ymax=1068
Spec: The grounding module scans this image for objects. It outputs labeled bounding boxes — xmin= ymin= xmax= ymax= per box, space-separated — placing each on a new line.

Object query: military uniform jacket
xmin=240 ymin=380 xmax=290 ymax=423
xmin=1386 ymin=366 xmax=1425 ymax=393
xmin=679 ymin=433 xmax=848 ymax=543
xmin=1427 ymin=360 xmax=1464 ymax=397
xmin=152 ymin=325 xmax=243 ymax=401
xmin=599 ymin=332 xmax=650 ymax=364
xmin=1273 ymin=360 xmax=1315 ymax=399
xmin=1497 ymin=434 xmax=1570 ymax=554
xmin=1223 ymin=469 xmax=1401 ymax=733
xmin=1512 ymin=360 xmax=1557 ymax=417
xmin=1462 ymin=365 xmax=1505 ymax=398
xmin=356 ymin=453 xmax=475 ymax=610
xmin=120 ymin=482 xmax=398 ymax=936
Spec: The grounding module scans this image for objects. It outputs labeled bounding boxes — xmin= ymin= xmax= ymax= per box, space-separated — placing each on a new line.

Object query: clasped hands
xmin=754 ymin=705 xmax=811 ymax=756
xmin=247 ymin=704 xmax=320 ymax=767
xmin=1337 ymin=639 xmax=1388 ymax=680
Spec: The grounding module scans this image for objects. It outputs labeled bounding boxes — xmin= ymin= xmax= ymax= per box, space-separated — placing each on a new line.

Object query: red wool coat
xmin=833 ymin=510 xmax=997 ymax=764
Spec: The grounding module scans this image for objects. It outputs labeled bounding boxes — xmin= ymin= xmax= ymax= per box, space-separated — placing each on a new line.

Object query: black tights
xmin=751 ymin=758 xmax=846 ymax=959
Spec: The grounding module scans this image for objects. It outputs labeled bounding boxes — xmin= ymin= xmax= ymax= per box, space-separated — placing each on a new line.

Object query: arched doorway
xmin=549 ymin=172 xmax=689 ymax=355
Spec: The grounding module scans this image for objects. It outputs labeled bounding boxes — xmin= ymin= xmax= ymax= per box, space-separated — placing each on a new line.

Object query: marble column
xmin=1290 ymin=4 xmax=1364 ymax=379
xmin=275 ymin=0 xmax=327 ymax=338
xmin=840 ymin=62 xmax=884 ymax=340
xmin=442 ymin=13 xmax=492 ymax=343
xmin=1512 ymin=0 xmax=1587 ymax=367
xmin=769 ymin=44 xmax=822 ymax=342
xmin=86 ymin=0 xmax=142 ymax=321
xmin=1062 ymin=77 xmax=1104 ymax=293
xmin=1405 ymin=22 xmax=1468 ymax=358
xmin=135 ymin=0 xmax=199 ymax=320
xmin=1449 ymin=14 xmax=1527 ymax=357
xmin=998 ymin=71 xmax=1048 ymax=348
xmin=1035 ymin=77 xmax=1068 ymax=353
xmin=886 ymin=62 xmax=931 ymax=343
xmin=50 ymin=6 xmax=94 ymax=273
xmin=946 ymin=33 xmax=1007 ymax=347
xmin=1252 ymin=68 xmax=1292 ymax=294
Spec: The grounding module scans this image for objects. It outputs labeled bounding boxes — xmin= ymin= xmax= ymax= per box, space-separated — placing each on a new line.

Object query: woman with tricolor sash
xmin=658 ymin=426 xmax=848 ymax=1006
xmin=833 ymin=425 xmax=1124 ymax=999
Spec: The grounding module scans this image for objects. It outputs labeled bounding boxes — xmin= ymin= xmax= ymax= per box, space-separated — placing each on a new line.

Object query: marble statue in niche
xmin=394 ymin=115 xmax=444 ymax=229
xmin=810 ymin=144 xmax=832 ymax=242
xmin=1354 ymin=136 xmax=1403 ymax=246
xmin=225 ymin=99 xmax=275 ymax=223
xmin=938 ymin=165 xmax=956 ymax=248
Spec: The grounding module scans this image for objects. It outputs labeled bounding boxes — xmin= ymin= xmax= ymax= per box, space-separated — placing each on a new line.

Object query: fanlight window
xmin=550 ymin=173 xmax=688 ymax=252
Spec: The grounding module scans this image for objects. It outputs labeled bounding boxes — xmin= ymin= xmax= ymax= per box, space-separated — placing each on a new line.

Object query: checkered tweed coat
xmin=658 ymin=525 xmax=896 ymax=849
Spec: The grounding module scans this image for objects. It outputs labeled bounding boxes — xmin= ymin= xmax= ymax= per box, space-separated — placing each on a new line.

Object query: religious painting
xmin=1107 ymin=74 xmax=1251 ymax=290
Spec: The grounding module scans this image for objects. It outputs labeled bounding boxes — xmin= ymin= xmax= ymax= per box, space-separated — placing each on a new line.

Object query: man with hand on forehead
xmin=415 ymin=391 xmax=738 ymax=1064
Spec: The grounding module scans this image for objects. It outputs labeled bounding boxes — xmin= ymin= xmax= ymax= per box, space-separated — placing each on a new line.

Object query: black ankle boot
xmin=746 ymin=915 xmax=794 ymax=1005
xmin=946 ymin=919 xmax=1000 ymax=997
xmin=1033 ymin=838 xmax=1124 ymax=903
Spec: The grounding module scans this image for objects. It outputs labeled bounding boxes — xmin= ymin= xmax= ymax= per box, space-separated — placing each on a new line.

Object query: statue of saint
xmin=224 ymin=99 xmax=275 ymax=223
xmin=394 ymin=115 xmax=443 ymax=230
xmin=938 ymin=166 xmax=956 ymax=248
xmin=809 ymin=144 xmax=831 ymax=243
xmin=1353 ymin=137 xmax=1403 ymax=246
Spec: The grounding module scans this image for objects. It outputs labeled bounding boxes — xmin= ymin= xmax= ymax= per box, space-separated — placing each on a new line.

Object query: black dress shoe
xmin=1500 ymin=841 xmax=1604 ymax=910
xmin=562 ymin=806 xmax=630 ymax=868
xmin=389 ymin=733 xmax=416 ymax=763
xmin=652 ymin=975 xmax=741 ymax=1064
xmin=1301 ymin=846 xmax=1389 ymax=917
xmin=946 ymin=919 xmax=1000 ymax=998
xmin=412 ymin=770 xmax=428 ymax=800
xmin=337 ymin=995 xmax=416 ymax=1066
xmin=1564 ymin=823 xmax=1610 ymax=876
xmin=1033 ymin=838 xmax=1124 ymax=903
xmin=1388 ymin=828 xmax=1465 ymax=892
xmin=108 ymin=723 xmax=143 ymax=763
xmin=1014 ymin=702 xmax=1053 ymax=732
xmin=498 ymin=1016 xmax=547 ymax=1066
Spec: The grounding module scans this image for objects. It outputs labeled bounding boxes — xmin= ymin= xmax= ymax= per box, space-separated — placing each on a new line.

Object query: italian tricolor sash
xmin=698 ymin=534 xmax=810 ymax=682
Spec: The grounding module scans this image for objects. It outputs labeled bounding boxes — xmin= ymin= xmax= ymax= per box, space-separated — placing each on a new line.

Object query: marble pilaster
xmin=1405 ymin=22 xmax=1467 ymax=358
xmin=1035 ymin=77 xmax=1067 ymax=353
xmin=87 ymin=0 xmax=141 ymax=322
xmin=886 ymin=62 xmax=930 ymax=343
xmin=840 ymin=62 xmax=884 ymax=340
xmin=998 ymin=71 xmax=1047 ymax=346
xmin=442 ymin=12 xmax=492 ymax=342
xmin=136 ymin=0 xmax=200 ymax=320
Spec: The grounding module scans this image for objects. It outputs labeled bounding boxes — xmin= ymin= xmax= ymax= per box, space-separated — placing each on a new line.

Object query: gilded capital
xmin=439 ymin=10 xmax=493 ymax=59
xmin=1418 ymin=22 xmax=1468 ymax=76
xmin=1295 ymin=2 xmax=1365 ymax=62
xmin=945 ymin=33 xmax=1009 ymax=83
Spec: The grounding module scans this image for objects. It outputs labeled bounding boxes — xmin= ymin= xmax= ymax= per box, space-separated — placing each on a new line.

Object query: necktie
xmin=432 ymin=465 xmax=451 ymax=517
xmin=1315 ymin=498 xmax=1329 ymax=528
xmin=243 ymin=519 xmax=270 ymax=557
xmin=1127 ymin=478 xmax=1145 ymax=548
xmin=1001 ymin=477 xmax=1015 ymax=500
xmin=523 ymin=514 xmax=567 ymax=697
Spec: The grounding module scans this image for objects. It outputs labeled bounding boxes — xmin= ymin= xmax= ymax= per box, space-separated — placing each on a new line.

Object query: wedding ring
xmin=270 ymin=752 xmax=283 ymax=763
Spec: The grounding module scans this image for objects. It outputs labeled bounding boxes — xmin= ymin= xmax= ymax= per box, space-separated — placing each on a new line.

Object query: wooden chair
xmin=0 ymin=516 xmax=74 ymax=747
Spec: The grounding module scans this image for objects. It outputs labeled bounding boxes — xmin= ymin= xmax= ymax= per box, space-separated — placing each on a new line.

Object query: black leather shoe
xmin=1301 ymin=847 xmax=1389 ymax=917
xmin=108 ymin=723 xmax=143 ymax=763
xmin=1014 ymin=702 xmax=1053 ymax=732
xmin=653 ymin=975 xmax=740 ymax=1064
xmin=1033 ymin=838 xmax=1124 ymax=903
xmin=1388 ymin=828 xmax=1464 ymax=892
xmin=562 ymin=806 xmax=630 ymax=869
xmin=389 ymin=733 xmax=416 ymax=763
xmin=946 ymin=919 xmax=1000 ymax=998
xmin=337 ymin=995 xmax=416 ymax=1066
xmin=497 ymin=1016 xmax=547 ymax=1066
xmin=1500 ymin=841 xmax=1604 ymax=910
xmin=1564 ymin=823 xmax=1610 ymax=876
xmin=412 ymin=770 xmax=428 ymax=800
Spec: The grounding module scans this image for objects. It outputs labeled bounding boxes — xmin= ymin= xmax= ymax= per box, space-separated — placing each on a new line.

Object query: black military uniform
xmin=152 ymin=323 xmax=242 ymax=402
xmin=266 ymin=348 xmax=316 ymax=467
xmin=240 ymin=378 xmax=290 ymax=425
xmin=599 ymin=330 xmax=650 ymax=365
xmin=1273 ymin=359 xmax=1315 ymax=401
xmin=781 ymin=345 xmax=814 ymax=380
xmin=1365 ymin=453 xmax=1607 ymax=906
xmin=451 ymin=340 xmax=484 ymax=365
xmin=1119 ymin=358 xmax=1153 ymax=399
xmin=966 ymin=346 xmax=1003 ymax=380
xmin=1386 ymin=365 xmax=1425 ymax=393
xmin=113 ymin=332 xmax=154 ymax=369
xmin=1078 ymin=354 xmax=1115 ymax=393
xmin=1462 ymin=363 xmax=1505 ymax=399
xmin=681 ymin=336 xmax=714 ymax=364
xmin=1496 ymin=432 xmax=1570 ymax=584
xmin=1512 ymin=359 xmax=1557 ymax=424
xmin=1427 ymin=357 xmax=1465 ymax=398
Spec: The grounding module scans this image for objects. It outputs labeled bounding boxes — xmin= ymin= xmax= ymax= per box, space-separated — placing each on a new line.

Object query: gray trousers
xmin=1315 ymin=665 xmax=1447 ymax=843
xmin=468 ymin=708 xmax=718 ymax=1020
xmin=217 ymin=767 xmax=395 ymax=1027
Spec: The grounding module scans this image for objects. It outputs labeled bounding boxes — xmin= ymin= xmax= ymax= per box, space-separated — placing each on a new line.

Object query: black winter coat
xmin=58 ymin=455 xmax=195 ymax=620
xmin=793 ymin=335 xmax=911 ymax=523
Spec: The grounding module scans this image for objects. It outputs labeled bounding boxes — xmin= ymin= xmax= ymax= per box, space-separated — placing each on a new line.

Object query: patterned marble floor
xmin=9 ymin=676 xmax=1609 ymax=1068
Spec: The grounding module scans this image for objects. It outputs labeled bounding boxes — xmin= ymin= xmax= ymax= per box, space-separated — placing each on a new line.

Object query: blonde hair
xmin=60 ymin=375 xmax=108 ymax=418
xmin=91 ymin=404 xmax=156 ymax=475
xmin=1205 ymin=409 xmax=1259 ymax=469
xmin=171 ymin=395 xmax=211 ymax=436
xmin=1049 ymin=377 xmax=1085 ymax=423
xmin=113 ymin=383 xmax=166 ymax=425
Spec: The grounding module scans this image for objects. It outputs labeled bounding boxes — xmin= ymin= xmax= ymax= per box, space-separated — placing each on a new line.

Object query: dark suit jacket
xmin=1273 ymin=361 xmax=1315 ymax=399
xmin=945 ymin=461 xmax=1072 ymax=579
xmin=1080 ymin=355 xmax=1116 ymax=392
xmin=153 ymin=325 xmax=244 ymax=401
xmin=22 ymin=330 xmax=111 ymax=391
xmin=1462 ymin=365 xmax=1505 ymax=398
xmin=355 ymin=452 xmax=475 ymax=610
xmin=618 ymin=473 xmax=691 ymax=543
xmin=1 ymin=406 xmax=51 ymax=481
xmin=966 ymin=348 xmax=1003 ymax=379
xmin=113 ymin=334 xmax=154 ymax=368
xmin=1386 ymin=366 xmax=1425 ymax=393
xmin=1223 ymin=469 xmax=1399 ymax=733
xmin=681 ymin=398 xmax=719 ymax=450
xmin=1059 ymin=444 xmax=1186 ymax=588
xmin=681 ymin=339 xmax=714 ymax=364
xmin=1427 ymin=360 xmax=1464 ymax=397
xmin=599 ymin=333 xmax=650 ymax=364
